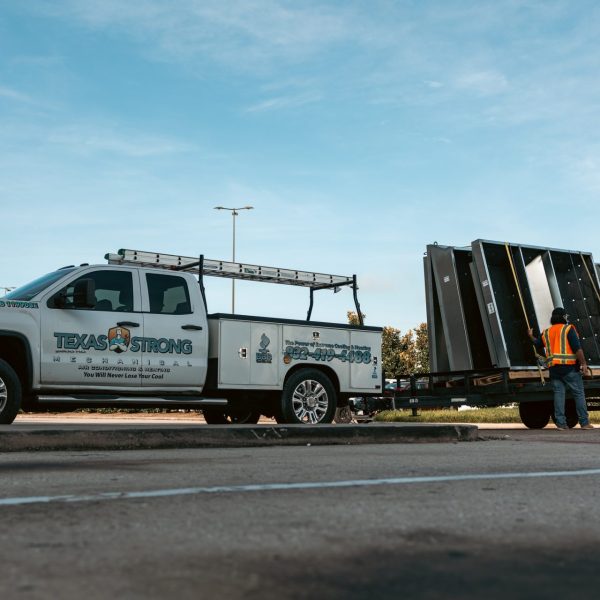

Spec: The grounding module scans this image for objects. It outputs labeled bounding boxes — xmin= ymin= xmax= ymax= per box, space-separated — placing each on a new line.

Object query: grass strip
xmin=374 ymin=407 xmax=600 ymax=424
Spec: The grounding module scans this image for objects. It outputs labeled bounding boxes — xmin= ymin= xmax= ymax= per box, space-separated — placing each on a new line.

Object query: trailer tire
xmin=518 ymin=401 xmax=551 ymax=429
xmin=202 ymin=407 xmax=261 ymax=425
xmin=0 ymin=359 xmax=22 ymax=425
xmin=551 ymin=399 xmax=578 ymax=429
xmin=280 ymin=369 xmax=336 ymax=424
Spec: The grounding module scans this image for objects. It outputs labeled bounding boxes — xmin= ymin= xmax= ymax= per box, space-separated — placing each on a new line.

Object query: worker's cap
xmin=551 ymin=307 xmax=568 ymax=318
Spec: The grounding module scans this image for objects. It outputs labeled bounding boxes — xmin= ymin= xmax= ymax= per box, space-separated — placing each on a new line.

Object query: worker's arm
xmin=527 ymin=329 xmax=544 ymax=350
xmin=576 ymin=349 xmax=591 ymax=376
xmin=568 ymin=327 xmax=591 ymax=376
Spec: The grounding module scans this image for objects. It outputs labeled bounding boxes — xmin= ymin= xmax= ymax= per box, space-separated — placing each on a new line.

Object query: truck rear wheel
xmin=280 ymin=369 xmax=336 ymax=424
xmin=0 ymin=359 xmax=22 ymax=425
xmin=518 ymin=401 xmax=551 ymax=429
xmin=202 ymin=407 xmax=261 ymax=425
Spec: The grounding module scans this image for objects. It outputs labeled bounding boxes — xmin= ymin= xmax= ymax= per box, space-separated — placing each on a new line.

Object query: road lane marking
xmin=3 ymin=468 xmax=600 ymax=507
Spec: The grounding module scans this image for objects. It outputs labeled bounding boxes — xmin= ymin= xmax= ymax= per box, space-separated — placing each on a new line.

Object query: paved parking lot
xmin=2 ymin=426 xmax=600 ymax=599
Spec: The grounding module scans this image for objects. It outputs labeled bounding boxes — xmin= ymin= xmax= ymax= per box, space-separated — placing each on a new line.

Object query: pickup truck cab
xmin=0 ymin=250 xmax=383 ymax=425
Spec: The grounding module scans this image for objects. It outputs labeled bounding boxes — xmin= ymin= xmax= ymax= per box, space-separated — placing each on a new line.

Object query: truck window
xmin=146 ymin=273 xmax=191 ymax=315
xmin=49 ymin=270 xmax=134 ymax=312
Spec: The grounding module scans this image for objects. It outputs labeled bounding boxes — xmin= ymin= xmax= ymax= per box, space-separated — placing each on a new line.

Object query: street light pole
xmin=213 ymin=205 xmax=254 ymax=313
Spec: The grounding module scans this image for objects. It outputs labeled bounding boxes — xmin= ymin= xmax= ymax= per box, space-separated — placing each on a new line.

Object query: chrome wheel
xmin=0 ymin=376 xmax=7 ymax=413
xmin=292 ymin=379 xmax=330 ymax=424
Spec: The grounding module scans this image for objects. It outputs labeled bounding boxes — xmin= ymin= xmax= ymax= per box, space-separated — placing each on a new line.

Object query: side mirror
xmin=73 ymin=278 xmax=96 ymax=309
xmin=51 ymin=292 xmax=67 ymax=309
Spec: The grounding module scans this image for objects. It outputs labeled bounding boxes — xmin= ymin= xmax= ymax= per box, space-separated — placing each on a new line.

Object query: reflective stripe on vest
xmin=541 ymin=324 xmax=577 ymax=366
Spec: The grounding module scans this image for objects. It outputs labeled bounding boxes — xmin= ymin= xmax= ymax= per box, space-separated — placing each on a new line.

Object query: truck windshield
xmin=4 ymin=267 xmax=76 ymax=301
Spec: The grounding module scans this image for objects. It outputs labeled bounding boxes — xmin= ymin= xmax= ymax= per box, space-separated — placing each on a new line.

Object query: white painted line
xmin=3 ymin=468 xmax=600 ymax=507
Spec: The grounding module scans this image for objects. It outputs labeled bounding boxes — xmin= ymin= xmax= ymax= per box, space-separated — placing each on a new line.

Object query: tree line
xmin=348 ymin=312 xmax=429 ymax=377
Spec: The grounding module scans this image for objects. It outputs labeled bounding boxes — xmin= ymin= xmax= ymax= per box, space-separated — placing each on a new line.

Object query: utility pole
xmin=213 ymin=205 xmax=254 ymax=313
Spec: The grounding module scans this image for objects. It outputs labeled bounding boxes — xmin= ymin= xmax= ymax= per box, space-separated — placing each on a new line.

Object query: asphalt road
xmin=2 ymin=434 xmax=600 ymax=599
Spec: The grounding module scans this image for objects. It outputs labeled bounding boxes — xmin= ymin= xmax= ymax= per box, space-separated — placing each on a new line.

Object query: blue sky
xmin=1 ymin=0 xmax=600 ymax=330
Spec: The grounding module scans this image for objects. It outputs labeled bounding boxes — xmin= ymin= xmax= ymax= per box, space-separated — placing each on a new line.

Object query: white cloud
xmin=567 ymin=152 xmax=600 ymax=194
xmin=31 ymin=0 xmax=361 ymax=72
xmin=0 ymin=85 xmax=34 ymax=104
xmin=245 ymin=92 xmax=321 ymax=113
xmin=455 ymin=70 xmax=509 ymax=96
xmin=0 ymin=116 xmax=194 ymax=158
xmin=47 ymin=126 xmax=194 ymax=157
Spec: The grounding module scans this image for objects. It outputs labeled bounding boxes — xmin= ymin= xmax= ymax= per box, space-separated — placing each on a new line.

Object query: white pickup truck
xmin=0 ymin=249 xmax=383 ymax=425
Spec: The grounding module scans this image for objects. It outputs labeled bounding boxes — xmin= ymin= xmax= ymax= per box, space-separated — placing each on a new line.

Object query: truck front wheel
xmin=280 ymin=369 xmax=336 ymax=424
xmin=0 ymin=359 xmax=22 ymax=425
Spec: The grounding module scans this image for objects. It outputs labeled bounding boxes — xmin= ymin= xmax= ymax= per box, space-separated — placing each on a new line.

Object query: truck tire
xmin=0 ymin=359 xmax=22 ymax=425
xmin=518 ymin=401 xmax=551 ymax=429
xmin=280 ymin=369 xmax=336 ymax=424
xmin=202 ymin=408 xmax=261 ymax=425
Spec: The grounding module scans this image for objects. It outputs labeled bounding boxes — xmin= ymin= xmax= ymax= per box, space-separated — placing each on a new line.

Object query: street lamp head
xmin=213 ymin=205 xmax=253 ymax=211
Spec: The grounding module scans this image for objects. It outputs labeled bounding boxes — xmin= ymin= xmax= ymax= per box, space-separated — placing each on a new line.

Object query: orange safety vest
xmin=541 ymin=324 xmax=578 ymax=366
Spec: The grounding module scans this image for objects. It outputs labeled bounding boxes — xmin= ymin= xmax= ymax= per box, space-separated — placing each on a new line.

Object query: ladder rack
xmin=105 ymin=249 xmax=364 ymax=324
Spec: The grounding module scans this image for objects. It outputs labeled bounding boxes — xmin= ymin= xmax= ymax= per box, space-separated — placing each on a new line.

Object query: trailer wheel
xmin=281 ymin=369 xmax=336 ymax=424
xmin=0 ymin=359 xmax=22 ymax=425
xmin=518 ymin=401 xmax=551 ymax=429
xmin=551 ymin=399 xmax=578 ymax=429
xmin=202 ymin=407 xmax=261 ymax=425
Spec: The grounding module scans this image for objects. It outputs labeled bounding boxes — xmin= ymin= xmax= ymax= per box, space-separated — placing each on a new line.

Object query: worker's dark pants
xmin=550 ymin=371 xmax=589 ymax=427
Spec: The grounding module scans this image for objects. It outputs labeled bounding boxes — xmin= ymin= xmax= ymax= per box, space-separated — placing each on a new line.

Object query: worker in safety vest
xmin=528 ymin=307 xmax=593 ymax=430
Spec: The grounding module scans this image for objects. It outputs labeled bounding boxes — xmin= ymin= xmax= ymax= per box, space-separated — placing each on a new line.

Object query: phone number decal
xmin=284 ymin=345 xmax=372 ymax=364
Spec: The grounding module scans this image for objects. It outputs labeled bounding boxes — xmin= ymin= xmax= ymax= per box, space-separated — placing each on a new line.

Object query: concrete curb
xmin=0 ymin=423 xmax=478 ymax=452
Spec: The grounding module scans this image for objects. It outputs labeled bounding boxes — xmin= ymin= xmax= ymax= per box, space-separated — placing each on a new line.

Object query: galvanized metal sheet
xmin=525 ymin=255 xmax=556 ymax=330
xmin=428 ymin=245 xmax=472 ymax=371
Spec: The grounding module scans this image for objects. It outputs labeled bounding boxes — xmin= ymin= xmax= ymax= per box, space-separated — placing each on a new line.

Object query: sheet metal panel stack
xmin=425 ymin=240 xmax=600 ymax=372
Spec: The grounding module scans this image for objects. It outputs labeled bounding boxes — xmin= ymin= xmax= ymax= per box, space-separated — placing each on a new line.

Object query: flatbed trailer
xmin=346 ymin=370 xmax=600 ymax=428
xmin=380 ymin=368 xmax=600 ymax=429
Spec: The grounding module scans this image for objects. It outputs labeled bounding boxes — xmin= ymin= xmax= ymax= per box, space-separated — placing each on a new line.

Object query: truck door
xmin=349 ymin=330 xmax=379 ymax=389
xmin=40 ymin=268 xmax=143 ymax=387
xmin=140 ymin=272 xmax=207 ymax=389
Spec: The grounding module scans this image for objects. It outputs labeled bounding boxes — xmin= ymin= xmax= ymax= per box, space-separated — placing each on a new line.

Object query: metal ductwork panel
xmin=426 ymin=240 xmax=600 ymax=372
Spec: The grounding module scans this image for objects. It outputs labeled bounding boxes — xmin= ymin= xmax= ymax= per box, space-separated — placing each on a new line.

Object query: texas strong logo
xmin=54 ymin=326 xmax=193 ymax=355
xmin=108 ymin=327 xmax=131 ymax=353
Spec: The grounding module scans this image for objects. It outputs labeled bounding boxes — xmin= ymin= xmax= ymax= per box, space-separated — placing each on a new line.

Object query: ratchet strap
xmin=505 ymin=243 xmax=545 ymax=384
